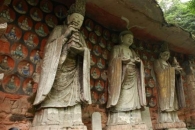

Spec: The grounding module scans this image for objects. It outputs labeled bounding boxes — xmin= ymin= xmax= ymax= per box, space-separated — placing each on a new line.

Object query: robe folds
xmin=33 ymin=25 xmax=91 ymax=107
xmin=107 ymin=45 xmax=146 ymax=111
xmin=154 ymin=60 xmax=186 ymax=112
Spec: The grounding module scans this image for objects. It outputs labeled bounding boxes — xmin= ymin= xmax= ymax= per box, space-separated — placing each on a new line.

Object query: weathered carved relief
xmin=153 ymin=43 xmax=187 ymax=129
xmin=106 ymin=30 xmax=148 ymax=130
xmin=30 ymin=0 xmax=91 ymax=130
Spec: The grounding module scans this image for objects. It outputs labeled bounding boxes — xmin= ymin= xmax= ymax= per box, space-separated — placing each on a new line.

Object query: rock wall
xmin=0 ymin=0 xmax=193 ymax=130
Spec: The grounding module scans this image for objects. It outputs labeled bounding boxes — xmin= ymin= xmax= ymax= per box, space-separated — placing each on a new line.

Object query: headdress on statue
xmin=119 ymin=16 xmax=134 ymax=43
xmin=119 ymin=30 xmax=133 ymax=37
xmin=68 ymin=0 xmax=86 ymax=16
xmin=160 ymin=42 xmax=169 ymax=52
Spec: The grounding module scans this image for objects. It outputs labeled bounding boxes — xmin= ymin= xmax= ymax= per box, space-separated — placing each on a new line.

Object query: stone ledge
xmin=105 ymin=123 xmax=148 ymax=130
xmin=30 ymin=125 xmax=87 ymax=130
xmin=154 ymin=122 xmax=186 ymax=129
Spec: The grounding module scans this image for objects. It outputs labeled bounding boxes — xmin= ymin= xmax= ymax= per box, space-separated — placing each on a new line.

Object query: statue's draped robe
xmin=154 ymin=59 xmax=185 ymax=122
xmin=33 ymin=25 xmax=91 ymax=107
xmin=107 ymin=45 xmax=146 ymax=111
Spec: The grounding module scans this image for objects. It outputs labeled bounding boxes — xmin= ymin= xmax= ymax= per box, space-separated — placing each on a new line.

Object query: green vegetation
xmin=157 ymin=0 xmax=195 ymax=34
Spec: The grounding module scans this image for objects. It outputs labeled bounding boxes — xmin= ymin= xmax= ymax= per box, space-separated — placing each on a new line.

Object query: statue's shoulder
xmin=112 ymin=45 xmax=122 ymax=50
xmin=52 ymin=25 xmax=67 ymax=33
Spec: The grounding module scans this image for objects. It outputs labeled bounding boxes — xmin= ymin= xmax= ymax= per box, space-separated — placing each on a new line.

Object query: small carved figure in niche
xmin=153 ymin=43 xmax=186 ymax=123
xmin=107 ymin=30 xmax=146 ymax=126
xmin=0 ymin=56 xmax=10 ymax=71
xmin=42 ymin=2 xmax=49 ymax=12
xmin=91 ymin=68 xmax=99 ymax=79
xmin=56 ymin=7 xmax=65 ymax=19
xmin=7 ymin=27 xmax=17 ymax=40
xmin=19 ymin=17 xmax=30 ymax=30
xmin=0 ymin=9 xmax=13 ymax=22
xmin=95 ymin=80 xmax=103 ymax=92
xmin=25 ymin=80 xmax=33 ymax=95
xmin=99 ymin=93 xmax=106 ymax=104
xmin=14 ymin=1 xmax=26 ymax=14
xmin=36 ymin=25 xmax=46 ymax=37
xmin=149 ymin=97 xmax=156 ymax=107
xmin=89 ymin=33 xmax=96 ymax=44
xmin=12 ymin=44 xmax=23 ymax=59
xmin=25 ymin=34 xmax=36 ymax=47
xmin=93 ymin=46 xmax=100 ymax=56
xmin=148 ymin=77 xmax=155 ymax=88
xmin=46 ymin=16 xmax=55 ymax=28
xmin=91 ymin=92 xmax=97 ymax=104
xmin=5 ymin=76 xmax=17 ymax=92
xmin=102 ymin=50 xmax=108 ymax=59
xmin=85 ymin=20 xmax=93 ymax=31
xmin=30 ymin=0 xmax=91 ymax=129
xmin=99 ymin=38 xmax=106 ymax=48
xmin=32 ymin=9 xmax=41 ymax=21
xmin=97 ymin=58 xmax=104 ymax=69
xmin=101 ymin=70 xmax=107 ymax=81
xmin=94 ymin=25 xmax=102 ymax=36
xmin=31 ymin=50 xmax=40 ymax=64
xmin=146 ymin=88 xmax=152 ymax=97
xmin=21 ymin=63 xmax=30 ymax=76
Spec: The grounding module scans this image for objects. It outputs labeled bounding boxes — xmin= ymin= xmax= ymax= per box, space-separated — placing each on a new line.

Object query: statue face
xmin=121 ymin=33 xmax=133 ymax=46
xmin=160 ymin=51 xmax=170 ymax=61
xmin=67 ymin=13 xmax=84 ymax=29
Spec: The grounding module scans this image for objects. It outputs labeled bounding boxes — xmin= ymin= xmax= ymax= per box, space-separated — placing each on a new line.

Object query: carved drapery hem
xmin=106 ymin=123 xmax=148 ymax=130
xmin=30 ymin=125 xmax=87 ymax=130
xmin=154 ymin=122 xmax=186 ymax=129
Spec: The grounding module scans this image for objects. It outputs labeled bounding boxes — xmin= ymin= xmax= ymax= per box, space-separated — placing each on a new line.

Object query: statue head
xmin=159 ymin=42 xmax=170 ymax=61
xmin=119 ymin=31 xmax=134 ymax=46
xmin=67 ymin=0 xmax=86 ymax=29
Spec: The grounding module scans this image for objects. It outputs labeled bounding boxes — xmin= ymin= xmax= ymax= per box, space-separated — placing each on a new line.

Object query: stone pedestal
xmin=167 ymin=128 xmax=188 ymax=130
xmin=106 ymin=123 xmax=148 ymax=130
xmin=141 ymin=107 xmax=153 ymax=130
xmin=154 ymin=122 xmax=187 ymax=130
xmin=30 ymin=125 xmax=87 ymax=130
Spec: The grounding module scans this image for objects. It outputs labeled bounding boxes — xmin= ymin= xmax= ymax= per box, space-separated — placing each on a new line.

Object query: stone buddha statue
xmin=153 ymin=43 xmax=186 ymax=123
xmin=106 ymin=30 xmax=147 ymax=128
xmin=30 ymin=0 xmax=91 ymax=130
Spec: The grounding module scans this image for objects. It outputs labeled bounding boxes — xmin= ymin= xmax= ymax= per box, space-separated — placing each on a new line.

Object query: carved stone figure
xmin=31 ymin=50 xmax=40 ymax=64
xmin=36 ymin=25 xmax=46 ymax=37
xmin=0 ymin=9 xmax=13 ymax=22
xmin=12 ymin=44 xmax=23 ymax=59
xmin=153 ymin=43 xmax=186 ymax=124
xmin=106 ymin=30 xmax=146 ymax=128
xmin=0 ymin=56 xmax=10 ymax=71
xmin=5 ymin=76 xmax=17 ymax=93
xmin=24 ymin=80 xmax=33 ymax=95
xmin=7 ymin=27 xmax=17 ymax=40
xmin=30 ymin=0 xmax=91 ymax=129
xmin=19 ymin=17 xmax=31 ymax=30
xmin=21 ymin=63 xmax=30 ymax=76
xmin=25 ymin=34 xmax=36 ymax=47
